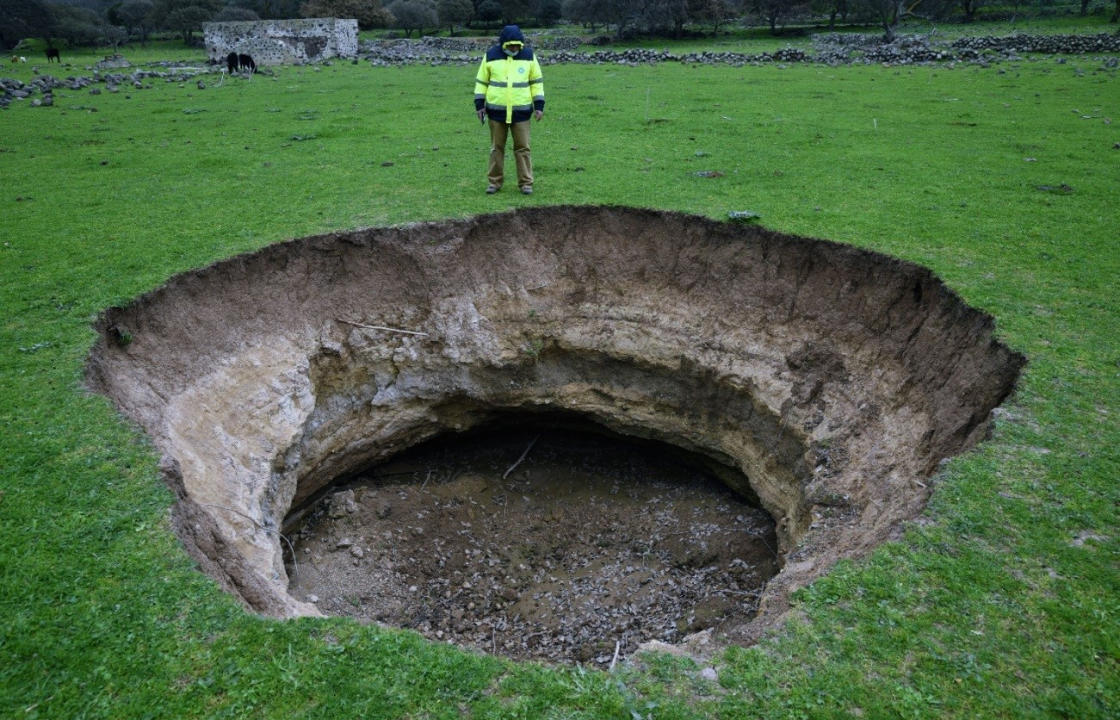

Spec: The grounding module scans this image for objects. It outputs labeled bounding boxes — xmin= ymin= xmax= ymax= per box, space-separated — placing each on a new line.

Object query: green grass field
xmin=1 ymin=28 xmax=1117 ymax=719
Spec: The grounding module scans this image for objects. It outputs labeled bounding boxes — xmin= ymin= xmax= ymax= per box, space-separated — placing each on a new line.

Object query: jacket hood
xmin=498 ymin=25 xmax=525 ymax=45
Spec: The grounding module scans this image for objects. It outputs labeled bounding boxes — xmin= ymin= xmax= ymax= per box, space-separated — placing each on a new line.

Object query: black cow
xmin=45 ymin=47 xmax=60 ymax=63
xmin=225 ymin=52 xmax=257 ymax=74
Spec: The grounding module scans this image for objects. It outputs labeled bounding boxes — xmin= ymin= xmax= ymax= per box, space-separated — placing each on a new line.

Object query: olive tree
xmin=234 ymin=0 xmax=303 ymax=18
xmin=533 ymin=0 xmax=562 ymax=24
xmin=751 ymin=0 xmax=810 ymax=34
xmin=436 ymin=0 xmax=472 ymax=34
xmin=853 ymin=0 xmax=920 ymax=41
xmin=811 ymin=0 xmax=848 ymax=29
xmin=0 ymin=0 xmax=54 ymax=49
xmin=108 ymin=0 xmax=155 ymax=43
xmin=475 ymin=0 xmax=502 ymax=23
xmin=165 ymin=4 xmax=213 ymax=43
xmin=300 ymin=0 xmax=392 ymax=29
xmin=688 ymin=0 xmax=741 ymax=33
xmin=386 ymin=0 xmax=438 ymax=36
xmin=213 ymin=6 xmax=260 ymax=20
xmin=640 ymin=0 xmax=690 ymax=36
xmin=561 ymin=0 xmax=611 ymax=31
xmin=497 ymin=0 xmax=530 ymax=22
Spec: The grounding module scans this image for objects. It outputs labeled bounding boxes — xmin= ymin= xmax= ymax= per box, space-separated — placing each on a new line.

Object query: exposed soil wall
xmin=86 ymin=206 xmax=1024 ymax=645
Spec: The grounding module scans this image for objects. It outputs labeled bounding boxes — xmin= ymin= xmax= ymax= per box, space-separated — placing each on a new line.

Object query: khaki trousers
xmin=488 ymin=120 xmax=532 ymax=189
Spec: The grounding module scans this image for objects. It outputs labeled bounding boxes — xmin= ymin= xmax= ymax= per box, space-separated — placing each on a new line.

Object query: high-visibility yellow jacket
xmin=474 ymin=28 xmax=544 ymax=124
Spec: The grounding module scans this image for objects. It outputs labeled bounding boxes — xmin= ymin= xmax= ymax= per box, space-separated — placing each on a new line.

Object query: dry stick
xmin=502 ymin=435 xmax=540 ymax=480
xmin=758 ymin=534 xmax=781 ymax=562
xmin=24 ymin=695 xmax=56 ymax=714
xmin=337 ymin=318 xmax=430 ymax=337
xmin=609 ymin=641 xmax=621 ymax=672
xmin=197 ymin=502 xmax=300 ymax=581
xmin=720 ymin=589 xmax=762 ymax=598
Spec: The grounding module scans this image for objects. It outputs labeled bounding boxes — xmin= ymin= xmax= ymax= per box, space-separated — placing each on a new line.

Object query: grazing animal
xmin=45 ymin=48 xmax=60 ymax=63
xmin=225 ymin=52 xmax=256 ymax=74
xmin=19 ymin=56 xmax=27 ymax=63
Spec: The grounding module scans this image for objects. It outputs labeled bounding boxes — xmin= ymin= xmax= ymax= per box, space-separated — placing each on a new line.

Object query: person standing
xmin=474 ymin=25 xmax=545 ymax=195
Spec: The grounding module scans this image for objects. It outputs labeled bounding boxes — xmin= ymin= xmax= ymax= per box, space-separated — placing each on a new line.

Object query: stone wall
xmin=203 ymin=18 xmax=359 ymax=66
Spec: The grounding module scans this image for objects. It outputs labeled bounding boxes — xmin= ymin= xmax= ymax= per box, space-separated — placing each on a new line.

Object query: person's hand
xmin=533 ymin=109 xmax=544 ymax=121
xmin=477 ymin=109 xmax=486 ymax=124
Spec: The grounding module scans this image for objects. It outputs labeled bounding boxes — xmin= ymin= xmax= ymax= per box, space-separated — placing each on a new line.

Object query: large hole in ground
xmin=86 ymin=206 xmax=1024 ymax=659
xmin=283 ymin=415 xmax=779 ymax=665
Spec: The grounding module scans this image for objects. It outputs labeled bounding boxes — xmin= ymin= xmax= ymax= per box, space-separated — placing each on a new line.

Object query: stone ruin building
xmin=203 ymin=18 xmax=359 ymax=66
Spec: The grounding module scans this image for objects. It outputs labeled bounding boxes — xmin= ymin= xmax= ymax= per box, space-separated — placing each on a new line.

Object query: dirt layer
xmin=285 ymin=422 xmax=778 ymax=665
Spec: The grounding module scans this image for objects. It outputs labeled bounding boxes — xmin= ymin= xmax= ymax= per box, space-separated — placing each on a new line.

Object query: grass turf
xmin=0 ymin=33 xmax=1117 ymax=719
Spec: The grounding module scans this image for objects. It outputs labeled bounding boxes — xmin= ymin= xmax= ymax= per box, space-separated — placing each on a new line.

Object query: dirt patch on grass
xmin=86 ymin=205 xmax=1025 ymax=655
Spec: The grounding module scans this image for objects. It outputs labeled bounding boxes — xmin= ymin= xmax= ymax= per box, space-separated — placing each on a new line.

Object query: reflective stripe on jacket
xmin=474 ymin=47 xmax=544 ymax=124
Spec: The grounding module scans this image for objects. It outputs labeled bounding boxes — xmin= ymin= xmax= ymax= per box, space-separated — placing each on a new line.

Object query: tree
xmin=436 ymin=0 xmax=472 ymax=33
xmin=386 ymin=0 xmax=437 ymax=36
xmin=476 ymin=0 xmax=502 ymax=22
xmin=148 ymin=0 xmax=221 ymax=35
xmin=534 ymin=0 xmax=562 ymax=25
xmin=810 ymin=0 xmax=847 ymax=29
xmin=853 ymin=0 xmax=920 ymax=41
xmin=596 ymin=0 xmax=643 ymax=39
xmin=165 ymin=4 xmax=214 ymax=43
xmin=957 ymin=0 xmax=981 ymax=21
xmin=52 ymin=4 xmax=112 ymax=45
xmin=561 ymin=0 xmax=611 ymax=31
xmin=0 ymin=0 xmax=54 ymax=50
xmin=300 ymin=0 xmax=392 ymax=29
xmin=751 ymin=0 xmax=809 ymax=34
xmin=236 ymin=0 xmax=303 ymax=18
xmin=1111 ymin=0 xmax=1118 ymax=22
xmin=688 ymin=0 xmax=740 ymax=33
xmin=641 ymin=0 xmax=690 ymax=36
xmin=103 ymin=23 xmax=128 ymax=48
xmin=109 ymin=0 xmax=155 ymax=43
xmin=499 ymin=0 xmax=529 ymax=22
xmin=212 ymin=6 xmax=261 ymax=20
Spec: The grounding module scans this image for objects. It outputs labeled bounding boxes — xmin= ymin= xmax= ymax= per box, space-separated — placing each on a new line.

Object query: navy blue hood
xmin=487 ymin=24 xmax=532 ymax=61
xmin=498 ymin=25 xmax=525 ymax=45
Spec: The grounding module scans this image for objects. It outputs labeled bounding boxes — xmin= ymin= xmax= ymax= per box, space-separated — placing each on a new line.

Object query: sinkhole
xmin=283 ymin=415 xmax=780 ymax=665
xmin=86 ymin=206 xmax=1025 ymax=661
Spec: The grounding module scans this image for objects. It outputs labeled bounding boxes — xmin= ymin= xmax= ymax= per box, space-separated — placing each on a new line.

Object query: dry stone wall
xmin=203 ymin=18 xmax=358 ymax=66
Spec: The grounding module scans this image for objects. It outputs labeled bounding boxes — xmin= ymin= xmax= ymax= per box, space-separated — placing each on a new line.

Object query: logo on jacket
xmin=518 ymin=67 xmax=526 ymax=74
